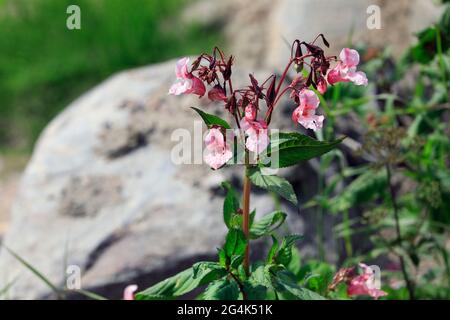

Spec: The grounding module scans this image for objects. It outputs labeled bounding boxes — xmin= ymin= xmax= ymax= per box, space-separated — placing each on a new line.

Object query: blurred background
xmin=0 ymin=0 xmax=449 ymax=299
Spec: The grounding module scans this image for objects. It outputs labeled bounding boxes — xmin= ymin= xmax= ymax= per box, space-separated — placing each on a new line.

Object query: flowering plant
xmin=134 ymin=35 xmax=379 ymax=300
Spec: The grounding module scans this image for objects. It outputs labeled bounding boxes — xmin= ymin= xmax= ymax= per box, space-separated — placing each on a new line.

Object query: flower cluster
xmin=329 ymin=263 xmax=388 ymax=299
xmin=169 ymin=36 xmax=367 ymax=170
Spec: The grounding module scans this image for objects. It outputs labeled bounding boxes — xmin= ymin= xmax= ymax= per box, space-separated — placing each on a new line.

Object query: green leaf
xmin=218 ymin=249 xmax=227 ymax=267
xmin=243 ymin=282 xmax=267 ymax=300
xmin=224 ymin=229 xmax=247 ymax=258
xmin=0 ymin=276 xmax=19 ymax=298
xmin=271 ymin=269 xmax=326 ymax=300
xmin=266 ymin=235 xmax=279 ymax=264
xmin=328 ymin=169 xmax=387 ymax=213
xmin=249 ymin=264 xmax=273 ymax=290
xmin=250 ymin=211 xmax=287 ymax=239
xmin=4 ymin=246 xmax=61 ymax=296
xmin=222 ymin=182 xmax=240 ymax=229
xmin=230 ymin=255 xmax=244 ymax=269
xmin=266 ymin=132 xmax=344 ymax=168
xmin=136 ymin=262 xmax=226 ymax=300
xmin=191 ymin=107 xmax=231 ymax=129
xmin=298 ymin=260 xmax=335 ymax=296
xmin=204 ymin=278 xmax=240 ymax=300
xmin=74 ymin=289 xmax=108 ymax=300
xmin=276 ymin=234 xmax=303 ymax=266
xmin=248 ymin=167 xmax=298 ymax=205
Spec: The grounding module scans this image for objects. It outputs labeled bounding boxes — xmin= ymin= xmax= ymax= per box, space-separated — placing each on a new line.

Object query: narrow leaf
xmin=191 ymin=107 xmax=231 ymax=129
xmin=5 ymin=246 xmax=61 ymax=295
xmin=222 ymin=182 xmax=240 ymax=229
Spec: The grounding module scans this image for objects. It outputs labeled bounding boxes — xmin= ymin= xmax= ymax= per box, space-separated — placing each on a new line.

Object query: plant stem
xmin=386 ymin=164 xmax=415 ymax=300
xmin=243 ymin=152 xmax=251 ymax=275
xmin=343 ymin=209 xmax=353 ymax=258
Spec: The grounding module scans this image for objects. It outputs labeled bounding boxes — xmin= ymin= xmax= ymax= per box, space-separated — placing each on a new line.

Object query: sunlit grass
xmin=0 ymin=0 xmax=223 ymax=149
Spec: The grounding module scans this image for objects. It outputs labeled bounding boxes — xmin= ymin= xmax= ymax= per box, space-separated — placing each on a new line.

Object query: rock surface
xmin=183 ymin=0 xmax=443 ymax=69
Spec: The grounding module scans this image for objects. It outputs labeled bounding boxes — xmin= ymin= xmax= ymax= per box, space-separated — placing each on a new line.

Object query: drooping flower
xmin=204 ymin=128 xmax=233 ymax=170
xmin=244 ymin=104 xmax=256 ymax=121
xmin=169 ymin=57 xmax=206 ymax=96
xmin=208 ymin=85 xmax=227 ymax=102
xmin=292 ymin=89 xmax=324 ymax=131
xmin=347 ymin=263 xmax=388 ymax=299
xmin=240 ymin=118 xmax=269 ymax=154
xmin=327 ymin=48 xmax=368 ymax=86
xmin=317 ymin=76 xmax=327 ymax=94
xmin=123 ymin=284 xmax=138 ymax=300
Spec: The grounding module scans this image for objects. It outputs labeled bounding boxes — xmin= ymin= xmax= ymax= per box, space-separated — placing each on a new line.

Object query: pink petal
xmin=317 ymin=77 xmax=327 ymax=94
xmin=191 ymin=76 xmax=206 ymax=96
xmin=168 ymin=79 xmax=192 ymax=95
xmin=298 ymin=114 xmax=324 ymax=131
xmin=175 ymin=57 xmax=190 ymax=79
xmin=123 ymin=284 xmax=138 ymax=300
xmin=204 ymin=146 xmax=232 ymax=170
xmin=299 ymin=89 xmax=320 ymax=109
xmin=327 ymin=65 xmax=348 ymax=85
xmin=245 ymin=127 xmax=269 ymax=154
xmin=340 ymin=48 xmax=360 ymax=67
xmin=205 ymin=128 xmax=225 ymax=151
xmin=346 ymin=70 xmax=368 ymax=86
xmin=204 ymin=128 xmax=233 ymax=169
xmin=245 ymin=104 xmax=256 ymax=121
xmin=208 ymin=86 xmax=227 ymax=102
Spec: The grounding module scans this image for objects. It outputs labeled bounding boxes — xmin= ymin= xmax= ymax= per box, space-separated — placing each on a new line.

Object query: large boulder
xmin=0 ymin=61 xmax=280 ymax=299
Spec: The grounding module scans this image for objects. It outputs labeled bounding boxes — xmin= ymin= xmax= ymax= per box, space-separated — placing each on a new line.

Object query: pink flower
xmin=244 ymin=104 xmax=256 ymax=121
xmin=317 ymin=76 xmax=327 ymax=94
xmin=327 ymin=48 xmax=368 ymax=86
xmin=208 ymin=85 xmax=227 ymax=102
xmin=169 ymin=57 xmax=206 ymax=96
xmin=204 ymin=128 xmax=233 ymax=170
xmin=240 ymin=118 xmax=269 ymax=154
xmin=123 ymin=284 xmax=138 ymax=300
xmin=347 ymin=264 xmax=388 ymax=299
xmin=292 ymin=89 xmax=324 ymax=131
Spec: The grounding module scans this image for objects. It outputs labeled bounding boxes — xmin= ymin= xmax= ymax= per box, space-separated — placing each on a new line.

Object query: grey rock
xmin=183 ymin=0 xmax=443 ymax=69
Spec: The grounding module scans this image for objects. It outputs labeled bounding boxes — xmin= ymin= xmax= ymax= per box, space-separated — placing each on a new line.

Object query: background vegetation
xmin=0 ymin=0 xmax=221 ymax=150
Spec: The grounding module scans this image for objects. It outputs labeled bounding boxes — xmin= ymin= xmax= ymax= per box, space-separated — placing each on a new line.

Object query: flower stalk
xmin=386 ymin=164 xmax=415 ymax=300
xmin=242 ymin=151 xmax=251 ymax=275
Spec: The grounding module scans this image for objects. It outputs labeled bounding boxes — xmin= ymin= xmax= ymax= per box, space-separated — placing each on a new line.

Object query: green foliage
xmin=204 ymin=279 xmax=240 ymax=300
xmin=265 ymin=132 xmax=345 ymax=168
xmin=136 ymin=262 xmax=226 ymax=300
xmin=224 ymin=229 xmax=247 ymax=259
xmin=328 ymin=168 xmax=388 ymax=213
xmin=0 ymin=0 xmax=221 ymax=148
xmin=250 ymin=211 xmax=287 ymax=239
xmin=248 ymin=167 xmax=298 ymax=205
xmin=222 ymin=182 xmax=240 ymax=228
xmin=271 ymin=269 xmax=326 ymax=300
xmin=191 ymin=107 xmax=232 ymax=129
xmin=275 ymin=235 xmax=303 ymax=266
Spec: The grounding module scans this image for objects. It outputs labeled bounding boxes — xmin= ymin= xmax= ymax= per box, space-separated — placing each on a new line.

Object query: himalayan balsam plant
xmin=130 ymin=35 xmax=386 ymax=300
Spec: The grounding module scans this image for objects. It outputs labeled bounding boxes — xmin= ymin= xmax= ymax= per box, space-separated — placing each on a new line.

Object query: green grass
xmin=0 ymin=0 xmax=223 ymax=149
